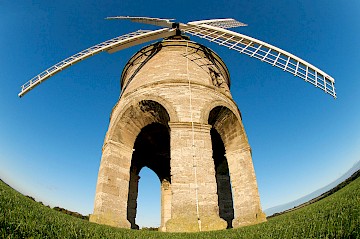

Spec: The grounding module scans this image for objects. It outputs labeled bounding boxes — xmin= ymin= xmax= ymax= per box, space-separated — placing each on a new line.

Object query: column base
xmin=158 ymin=226 xmax=167 ymax=232
xmin=166 ymin=215 xmax=227 ymax=232
xmin=232 ymin=210 xmax=266 ymax=228
xmin=130 ymin=223 xmax=139 ymax=230
xmin=89 ymin=213 xmax=131 ymax=228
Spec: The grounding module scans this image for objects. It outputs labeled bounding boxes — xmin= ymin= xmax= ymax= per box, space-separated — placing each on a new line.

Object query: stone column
xmin=226 ymin=147 xmax=266 ymax=228
xmin=127 ymin=169 xmax=140 ymax=229
xmin=89 ymin=140 xmax=132 ymax=228
xmin=165 ymin=122 xmax=227 ymax=232
xmin=159 ymin=179 xmax=172 ymax=232
xmin=216 ymin=174 xmax=234 ymax=228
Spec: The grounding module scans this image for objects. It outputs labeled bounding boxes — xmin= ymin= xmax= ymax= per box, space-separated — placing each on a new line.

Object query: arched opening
xmin=136 ymin=167 xmax=161 ymax=228
xmin=211 ymin=128 xmax=234 ymax=228
xmin=127 ymin=123 xmax=171 ymax=229
xmin=209 ymin=106 xmax=235 ymax=228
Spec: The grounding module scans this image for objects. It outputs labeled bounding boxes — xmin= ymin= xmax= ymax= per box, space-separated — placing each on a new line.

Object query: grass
xmin=1 ymin=177 xmax=359 ymax=239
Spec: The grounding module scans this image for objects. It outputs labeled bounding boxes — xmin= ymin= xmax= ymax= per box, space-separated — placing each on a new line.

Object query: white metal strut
xmin=106 ymin=16 xmax=176 ymax=28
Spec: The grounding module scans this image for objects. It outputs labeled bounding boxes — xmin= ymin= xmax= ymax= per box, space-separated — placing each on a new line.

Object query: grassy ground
xmin=1 ymin=177 xmax=359 ymax=239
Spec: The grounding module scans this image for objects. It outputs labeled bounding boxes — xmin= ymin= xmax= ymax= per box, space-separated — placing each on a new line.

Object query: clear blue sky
xmin=1 ymin=0 xmax=359 ymax=228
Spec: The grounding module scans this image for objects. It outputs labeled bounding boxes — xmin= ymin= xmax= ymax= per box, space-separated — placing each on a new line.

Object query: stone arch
xmin=107 ymin=96 xmax=176 ymax=144
xmin=210 ymin=127 xmax=234 ymax=228
xmin=208 ymin=105 xmax=243 ymax=228
xmin=91 ymin=99 xmax=172 ymax=229
xmin=200 ymin=99 xmax=242 ymax=125
xmin=127 ymin=122 xmax=171 ymax=229
xmin=208 ymin=105 xmax=249 ymax=151
xmin=208 ymin=105 xmax=265 ymax=228
xmin=114 ymin=93 xmax=179 ymax=122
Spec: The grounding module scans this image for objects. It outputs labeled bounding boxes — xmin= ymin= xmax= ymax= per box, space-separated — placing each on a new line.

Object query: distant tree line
xmin=53 ymin=206 xmax=89 ymax=220
xmin=141 ymin=227 xmax=159 ymax=231
xmin=24 ymin=195 xmax=89 ymax=220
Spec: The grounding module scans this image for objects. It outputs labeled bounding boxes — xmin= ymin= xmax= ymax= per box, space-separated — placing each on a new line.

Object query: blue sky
xmin=1 ymin=0 xmax=359 ymax=228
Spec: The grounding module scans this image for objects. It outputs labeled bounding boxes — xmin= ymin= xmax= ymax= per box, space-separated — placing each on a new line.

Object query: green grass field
xmin=1 ymin=177 xmax=359 ymax=239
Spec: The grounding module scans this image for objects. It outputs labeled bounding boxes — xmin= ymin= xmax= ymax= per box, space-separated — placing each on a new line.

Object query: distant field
xmin=1 ymin=177 xmax=359 ymax=238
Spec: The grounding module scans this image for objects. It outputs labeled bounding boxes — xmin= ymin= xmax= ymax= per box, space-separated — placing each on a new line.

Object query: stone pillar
xmin=127 ymin=169 xmax=140 ymax=229
xmin=165 ymin=122 xmax=227 ymax=232
xmin=226 ymin=148 xmax=266 ymax=228
xmin=89 ymin=140 xmax=132 ymax=228
xmin=216 ymin=174 xmax=234 ymax=228
xmin=159 ymin=179 xmax=172 ymax=231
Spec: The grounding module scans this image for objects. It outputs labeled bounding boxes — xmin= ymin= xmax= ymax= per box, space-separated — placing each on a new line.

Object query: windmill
xmin=19 ymin=17 xmax=336 ymax=232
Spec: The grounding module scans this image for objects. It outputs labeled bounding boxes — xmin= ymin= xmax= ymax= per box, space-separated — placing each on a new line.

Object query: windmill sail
xmin=19 ymin=16 xmax=336 ymax=98
xmin=19 ymin=28 xmax=176 ymax=97
xmin=184 ymin=24 xmax=336 ymax=98
xmin=106 ymin=16 xmax=176 ymax=28
xmin=187 ymin=18 xmax=247 ymax=29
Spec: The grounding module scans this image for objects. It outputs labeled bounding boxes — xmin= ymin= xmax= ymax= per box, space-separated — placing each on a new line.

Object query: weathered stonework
xmin=90 ymin=39 xmax=266 ymax=232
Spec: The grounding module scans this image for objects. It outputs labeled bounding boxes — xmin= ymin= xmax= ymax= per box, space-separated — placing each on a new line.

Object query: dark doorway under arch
xmin=211 ymin=127 xmax=234 ymax=228
xmin=127 ymin=123 xmax=171 ymax=229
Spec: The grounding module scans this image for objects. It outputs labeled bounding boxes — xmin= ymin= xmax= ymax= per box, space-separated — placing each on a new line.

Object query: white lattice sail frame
xmin=183 ymin=24 xmax=336 ymax=98
xmin=19 ymin=16 xmax=336 ymax=98
xmin=19 ymin=28 xmax=176 ymax=97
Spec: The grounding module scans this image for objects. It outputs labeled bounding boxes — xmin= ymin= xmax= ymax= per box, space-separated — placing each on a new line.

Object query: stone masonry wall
xmin=90 ymin=39 xmax=266 ymax=232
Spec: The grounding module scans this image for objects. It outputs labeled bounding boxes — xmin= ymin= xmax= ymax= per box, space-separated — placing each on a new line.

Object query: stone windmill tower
xmin=19 ymin=17 xmax=336 ymax=232
xmin=90 ymin=39 xmax=265 ymax=232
